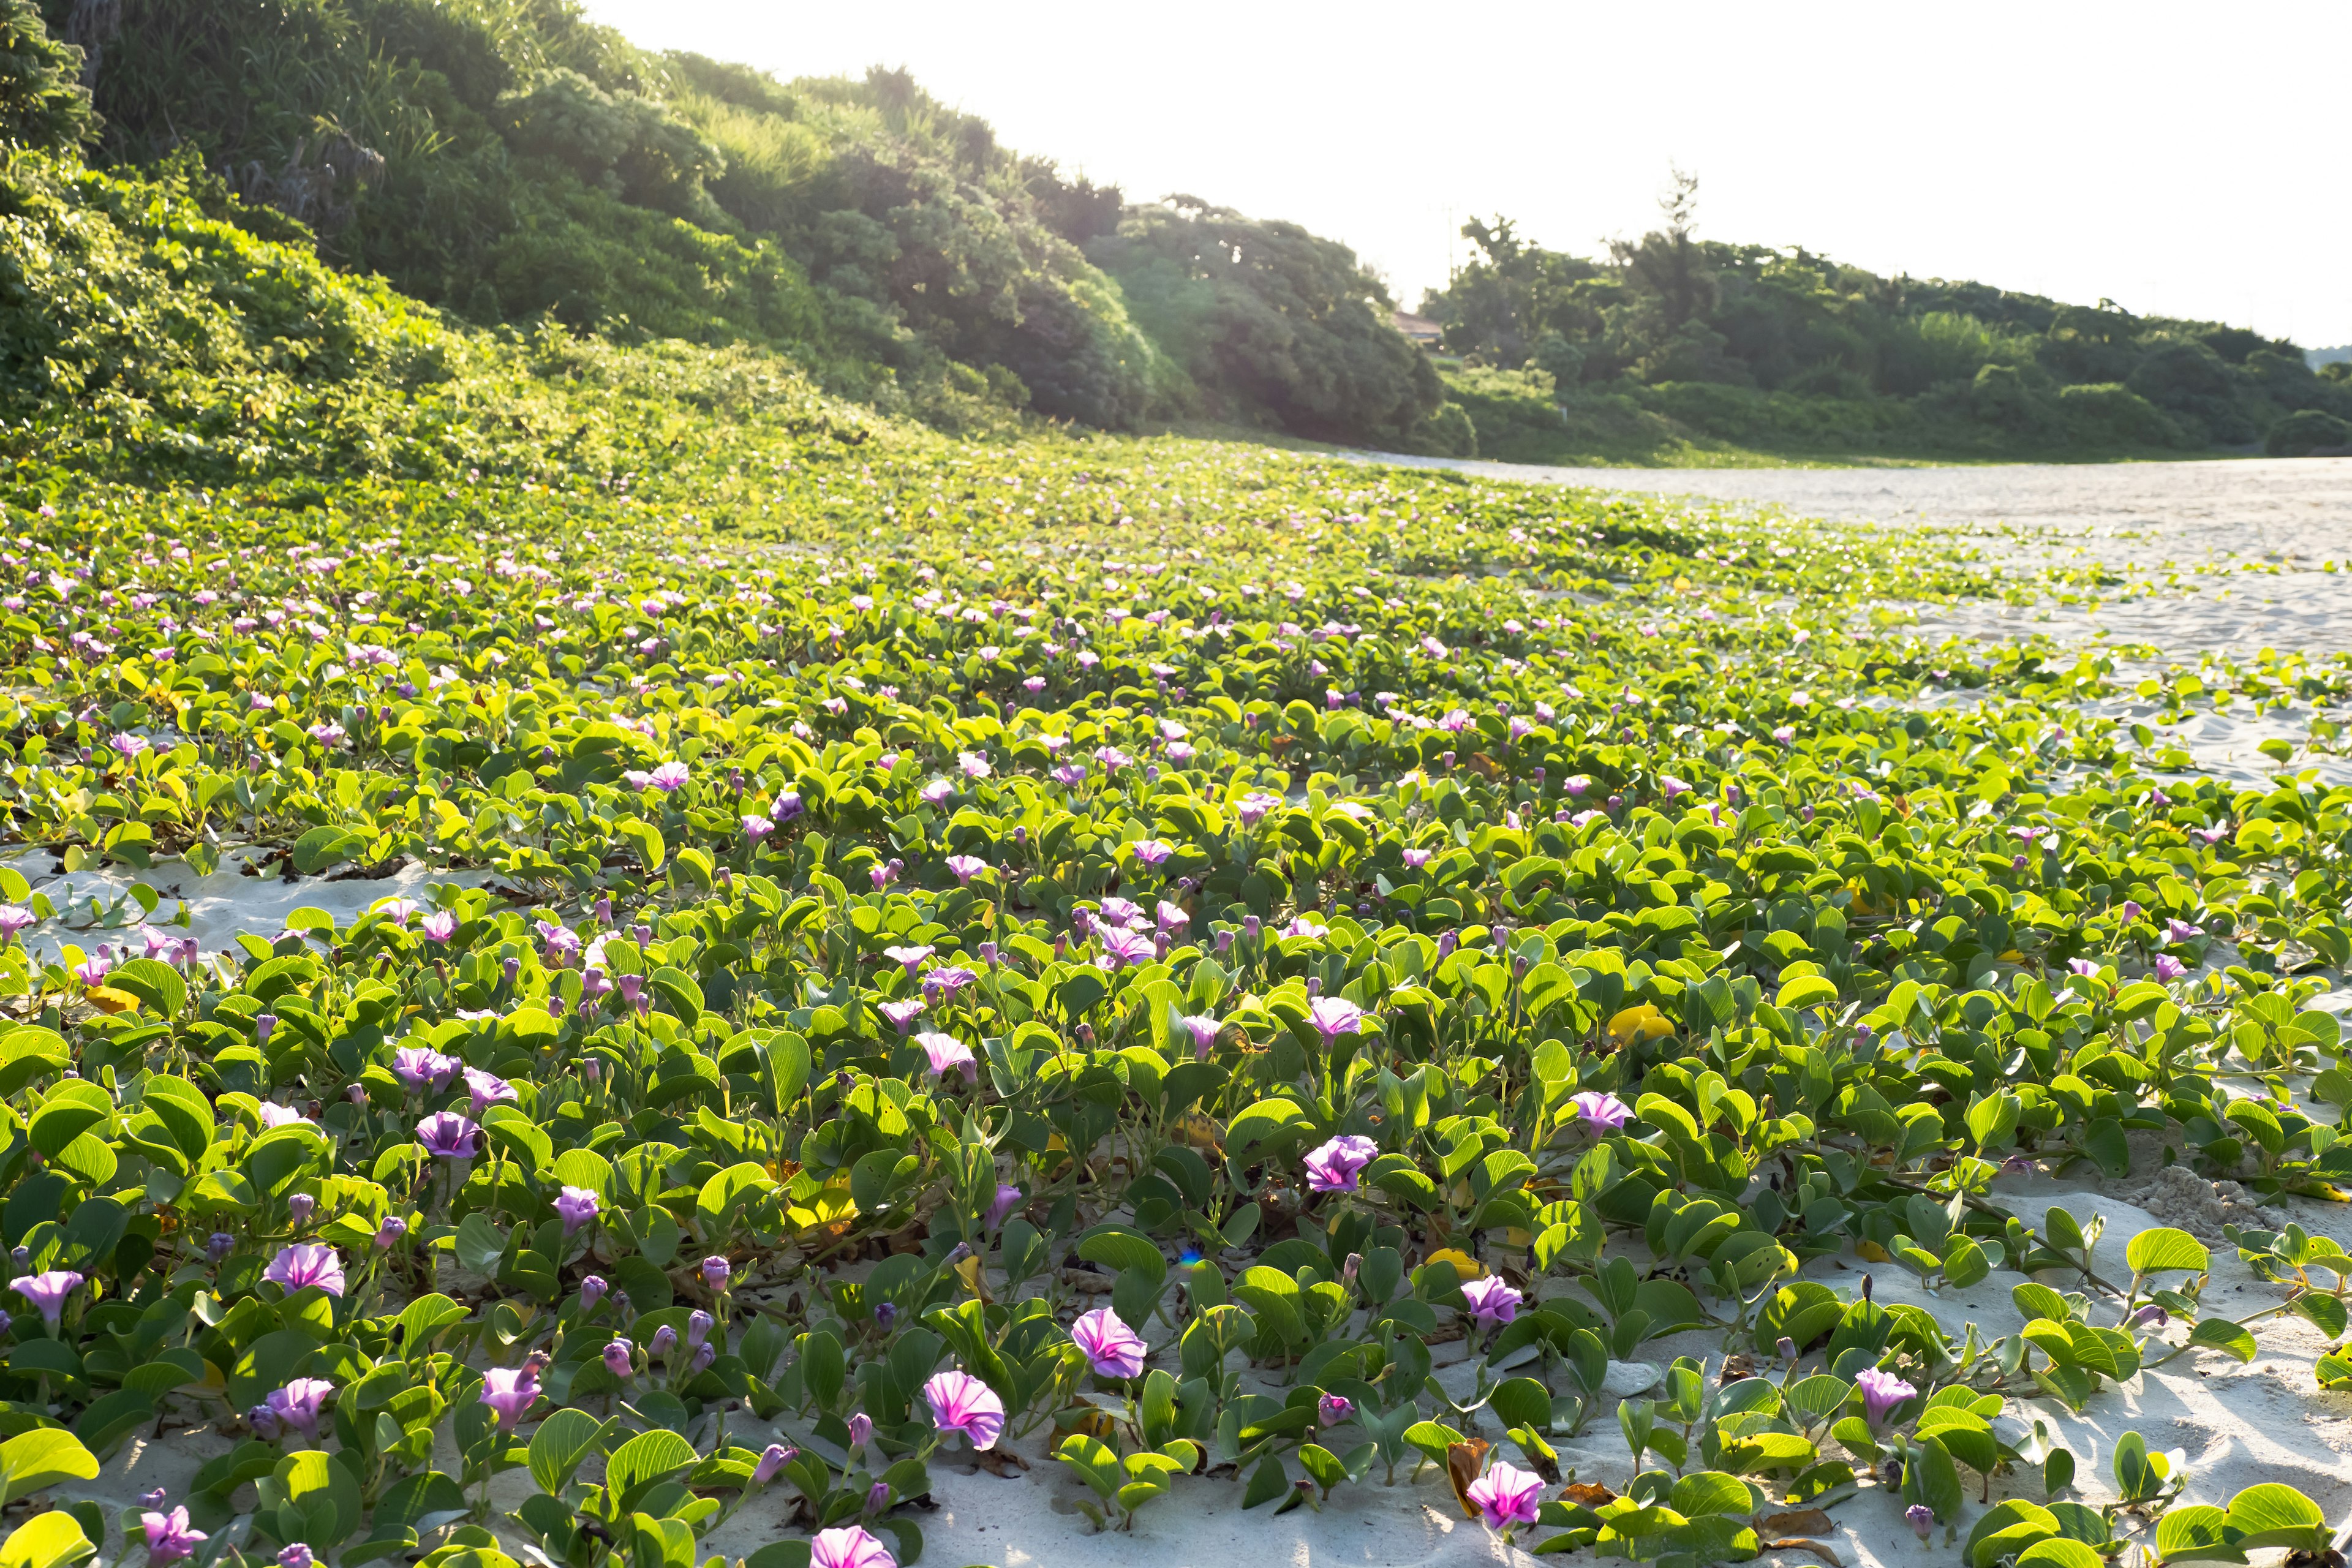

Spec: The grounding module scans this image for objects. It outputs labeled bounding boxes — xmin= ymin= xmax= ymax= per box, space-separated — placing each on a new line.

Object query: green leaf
xmin=527 ymin=1408 xmax=611 ymax=1496
xmin=0 ymin=1513 xmax=94 ymax=1568
xmin=2222 ymin=1482 xmax=2328 ymax=1551
xmin=605 ymin=1429 xmax=698 ymax=1512
xmin=2124 ymin=1227 xmax=2211 ymax=1276
xmin=2185 ymin=1318 xmax=2256 ymax=1365
xmin=0 ymin=1430 xmax=98 ymax=1507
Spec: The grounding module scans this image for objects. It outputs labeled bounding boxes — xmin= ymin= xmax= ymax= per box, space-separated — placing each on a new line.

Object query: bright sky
xmin=582 ymin=1 xmax=2352 ymax=349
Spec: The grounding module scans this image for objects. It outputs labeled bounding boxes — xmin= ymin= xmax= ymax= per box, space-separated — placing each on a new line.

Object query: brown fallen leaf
xmin=1719 ymin=1353 xmax=1758 ymax=1386
xmin=1561 ymin=1482 xmax=1618 ymax=1507
xmin=1758 ymin=1511 xmax=1835 ymax=1536
xmin=973 ymin=1449 xmax=1030 ymax=1477
xmin=1762 ymin=1540 xmax=1843 ymax=1567
xmin=1445 ymin=1440 xmax=1491 ymax=1520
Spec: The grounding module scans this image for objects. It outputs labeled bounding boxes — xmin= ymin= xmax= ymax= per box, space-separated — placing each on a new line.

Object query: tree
xmin=0 ymin=0 xmax=94 ymax=151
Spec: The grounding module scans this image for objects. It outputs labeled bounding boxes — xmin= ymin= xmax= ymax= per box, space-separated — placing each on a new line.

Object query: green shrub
xmin=0 ymin=0 xmax=91 ymax=150
xmin=2266 ymin=408 xmax=2352 ymax=456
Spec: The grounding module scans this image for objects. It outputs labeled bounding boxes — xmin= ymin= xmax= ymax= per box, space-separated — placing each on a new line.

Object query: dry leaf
xmin=1759 ymin=1511 xmax=1835 ymax=1536
xmin=1561 ymin=1482 xmax=1617 ymax=1507
xmin=1762 ymin=1540 xmax=1843 ymax=1567
xmin=1445 ymin=1440 xmax=1491 ymax=1520
xmin=1719 ymin=1353 xmax=1758 ymax=1385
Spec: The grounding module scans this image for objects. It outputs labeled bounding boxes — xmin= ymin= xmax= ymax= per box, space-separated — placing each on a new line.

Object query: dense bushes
xmin=1423 ymin=183 xmax=2350 ymax=459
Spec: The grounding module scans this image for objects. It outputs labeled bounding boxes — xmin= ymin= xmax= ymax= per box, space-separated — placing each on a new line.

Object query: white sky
xmin=581 ymin=1 xmax=2352 ymax=349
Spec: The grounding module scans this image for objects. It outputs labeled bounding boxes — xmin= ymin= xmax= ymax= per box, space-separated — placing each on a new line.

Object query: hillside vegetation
xmin=1420 ymin=179 xmax=2352 ymax=463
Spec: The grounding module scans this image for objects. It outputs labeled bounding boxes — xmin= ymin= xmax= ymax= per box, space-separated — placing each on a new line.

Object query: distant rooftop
xmin=1391 ymin=311 xmax=1444 ymax=347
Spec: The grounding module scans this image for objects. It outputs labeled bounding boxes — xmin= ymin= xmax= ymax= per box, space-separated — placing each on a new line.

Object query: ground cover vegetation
xmin=1 ymin=9 xmax=2351 ymax=1568
xmin=1420 ymin=175 xmax=2352 ymax=465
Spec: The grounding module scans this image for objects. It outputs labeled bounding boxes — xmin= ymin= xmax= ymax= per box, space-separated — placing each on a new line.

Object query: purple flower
xmin=916 ymin=1031 xmax=978 ymax=1084
xmin=687 ymin=1310 xmax=714 ymax=1351
xmin=1572 ymin=1091 xmax=1634 ymax=1134
xmin=846 ymin=1411 xmax=873 ymax=1448
xmin=279 ymin=1547 xmax=313 ymax=1568
xmin=1460 ymin=1276 xmax=1523 ymax=1329
xmin=1306 ymin=996 xmax=1364 ymax=1044
xmin=986 ymin=1183 xmax=1023 ymax=1229
xmin=374 ymin=1216 xmax=407 ymax=1250
xmin=415 ymin=1110 xmax=481 ymax=1159
xmin=1302 ymin=1134 xmax=1379 ymax=1194
xmin=464 ymin=1067 xmax=516 ymax=1115
xmin=700 ymin=1256 xmax=731 ymax=1292
xmin=1907 ymin=1504 xmax=1934 ymax=1540
xmin=420 ymin=910 xmax=458 ymax=943
xmin=141 ymin=1507 xmax=207 ymax=1566
xmin=263 ymin=1244 xmax=345 ymax=1298
xmin=1071 ymin=1307 xmax=1148 ymax=1378
xmin=1236 ymin=791 xmax=1282 ymax=827
xmin=1177 ymin=1014 xmax=1220 ymax=1060
xmin=1097 ymin=925 xmax=1154 ymax=970
xmin=556 ymin=1186 xmax=600 ymax=1235
xmin=879 ymin=997 xmax=926 ymax=1034
xmin=579 ymin=1275 xmax=607 ymax=1311
xmin=2128 ymin=1304 xmax=2169 ymax=1330
xmin=754 ymin=1443 xmax=797 ymax=1484
xmin=809 ymin=1528 xmax=897 ymax=1568
xmin=287 ymin=1193 xmax=315 ymax=1226
xmin=1318 ymin=1393 xmax=1354 ymax=1427
xmin=603 ymin=1340 xmax=634 ymax=1378
xmin=2155 ymin=954 xmax=2188 ymax=981
xmin=2120 ymin=900 xmax=2144 ymax=923
xmin=208 ymin=1232 xmax=235 ymax=1262
xmin=883 ymin=943 xmax=934 ymax=978
xmin=266 ymin=1377 xmax=334 ymax=1439
xmin=946 ymin=854 xmax=989 ymax=884
xmin=1129 ymin=839 xmax=1173 ymax=867
xmin=1855 ymin=1366 xmax=1916 ymax=1426
xmin=922 ymin=1368 xmax=1006 ymax=1450
xmin=742 ymin=815 xmax=775 ymax=845
xmin=648 ymin=761 xmax=689 ymax=792
xmin=2165 ymin=918 xmax=2203 ymax=944
xmin=650 ymin=1324 xmax=677 ymax=1359
xmin=1464 ymin=1461 xmax=1544 ymax=1530
xmin=480 ymin=1365 xmax=540 ymax=1430
xmin=0 ymin=905 xmax=31 ymax=940
xmin=9 ymin=1269 xmax=83 ymax=1325
xmin=391 ymin=1045 xmax=459 ymax=1091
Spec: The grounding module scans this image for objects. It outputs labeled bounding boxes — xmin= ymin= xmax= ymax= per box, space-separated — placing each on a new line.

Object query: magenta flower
xmin=878 ymin=997 xmax=926 ymax=1034
xmin=2155 ymin=954 xmax=2188 ymax=981
xmin=846 ymin=1412 xmax=872 ymax=1448
xmin=416 ymin=1110 xmax=480 ymax=1159
xmin=923 ymin=1368 xmax=1005 ymax=1450
xmin=1306 ymin=996 xmax=1364 ymax=1044
xmin=266 ymin=1377 xmax=334 ymax=1439
xmin=946 ymin=854 xmax=989 ymax=884
xmin=1856 ymin=1366 xmax=1916 ymax=1425
xmin=1465 ymin=1460 xmax=1544 ymax=1530
xmin=742 ymin=814 xmax=775 ymax=845
xmin=700 ymin=1256 xmax=731 ymax=1292
xmin=1572 ymin=1091 xmax=1634 ymax=1134
xmin=603 ymin=1340 xmax=634 ymax=1378
xmin=9 ymin=1269 xmax=84 ymax=1325
xmin=1071 ymin=1308 xmax=1148 ymax=1379
xmin=1460 ymin=1276 xmax=1523 ymax=1329
xmin=480 ymin=1365 xmax=540 ymax=1430
xmin=1318 ymin=1393 xmax=1354 ymax=1427
xmin=141 ymin=1507 xmax=208 ymax=1566
xmin=1302 ymin=1133 xmax=1379 ymax=1194
xmin=556 ymin=1186 xmax=600 ymax=1235
xmin=916 ymin=1031 xmax=978 ymax=1085
xmin=1129 ymin=839 xmax=1173 ymax=867
xmin=754 ymin=1443 xmax=797 ymax=1484
xmin=263 ymin=1245 xmax=345 ymax=1298
xmin=2165 ymin=918 xmax=2203 ymax=944
xmin=648 ymin=761 xmax=689 ymax=792
xmin=809 ymin=1527 xmax=897 ymax=1568
xmin=0 ymin=905 xmax=31 ymax=940
xmin=419 ymin=911 xmax=458 ymax=943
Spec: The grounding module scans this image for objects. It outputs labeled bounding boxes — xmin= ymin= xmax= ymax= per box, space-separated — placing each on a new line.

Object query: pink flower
xmin=420 ymin=911 xmax=458 ymax=943
xmin=1302 ymin=1133 xmax=1378 ymax=1193
xmin=392 ymin=1045 xmax=459 ymax=1090
xmin=1318 ymin=1393 xmax=1354 ymax=1426
xmin=884 ymin=943 xmax=934 ymax=978
xmin=2155 ymin=954 xmax=2188 ymax=981
xmin=1097 ymin=926 xmax=1154 ymax=970
xmin=266 ymin=1377 xmax=333 ymax=1438
xmin=922 ymin=1368 xmax=1005 ymax=1450
xmin=1465 ymin=1460 xmax=1544 ymax=1530
xmin=1572 ymin=1091 xmax=1634 ymax=1134
xmin=9 ymin=1268 xmax=84 ymax=1324
xmin=648 ymin=761 xmax=689 ymax=791
xmin=262 ymin=1245 xmax=345 ymax=1298
xmin=946 ymin=854 xmax=989 ymax=884
xmin=1071 ymin=1307 xmax=1148 ymax=1378
xmin=1177 ymin=1014 xmax=1219 ymax=1060
xmin=1460 ymin=1275 xmax=1523 ymax=1329
xmin=917 ymin=1031 xmax=977 ymax=1084
xmin=1129 ymin=839 xmax=1173 ymax=867
xmin=985 ymin=1184 xmax=1023 ymax=1229
xmin=809 ymin=1528 xmax=897 ymax=1568
xmin=1306 ymin=997 xmax=1364 ymax=1044
xmin=879 ymin=998 xmax=925 ymax=1033
xmin=2165 ymin=918 xmax=2203 ymax=944
xmin=464 ymin=1067 xmax=516 ymax=1115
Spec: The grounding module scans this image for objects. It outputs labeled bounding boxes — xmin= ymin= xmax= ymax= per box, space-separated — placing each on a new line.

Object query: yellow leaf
xmin=1607 ymin=1004 xmax=1674 ymax=1044
xmin=83 ymin=986 xmax=140 ymax=1015
xmin=1855 ymin=1240 xmax=1891 ymax=1263
xmin=954 ymin=1255 xmax=986 ymax=1295
xmin=1425 ymin=1246 xmax=1486 ymax=1281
